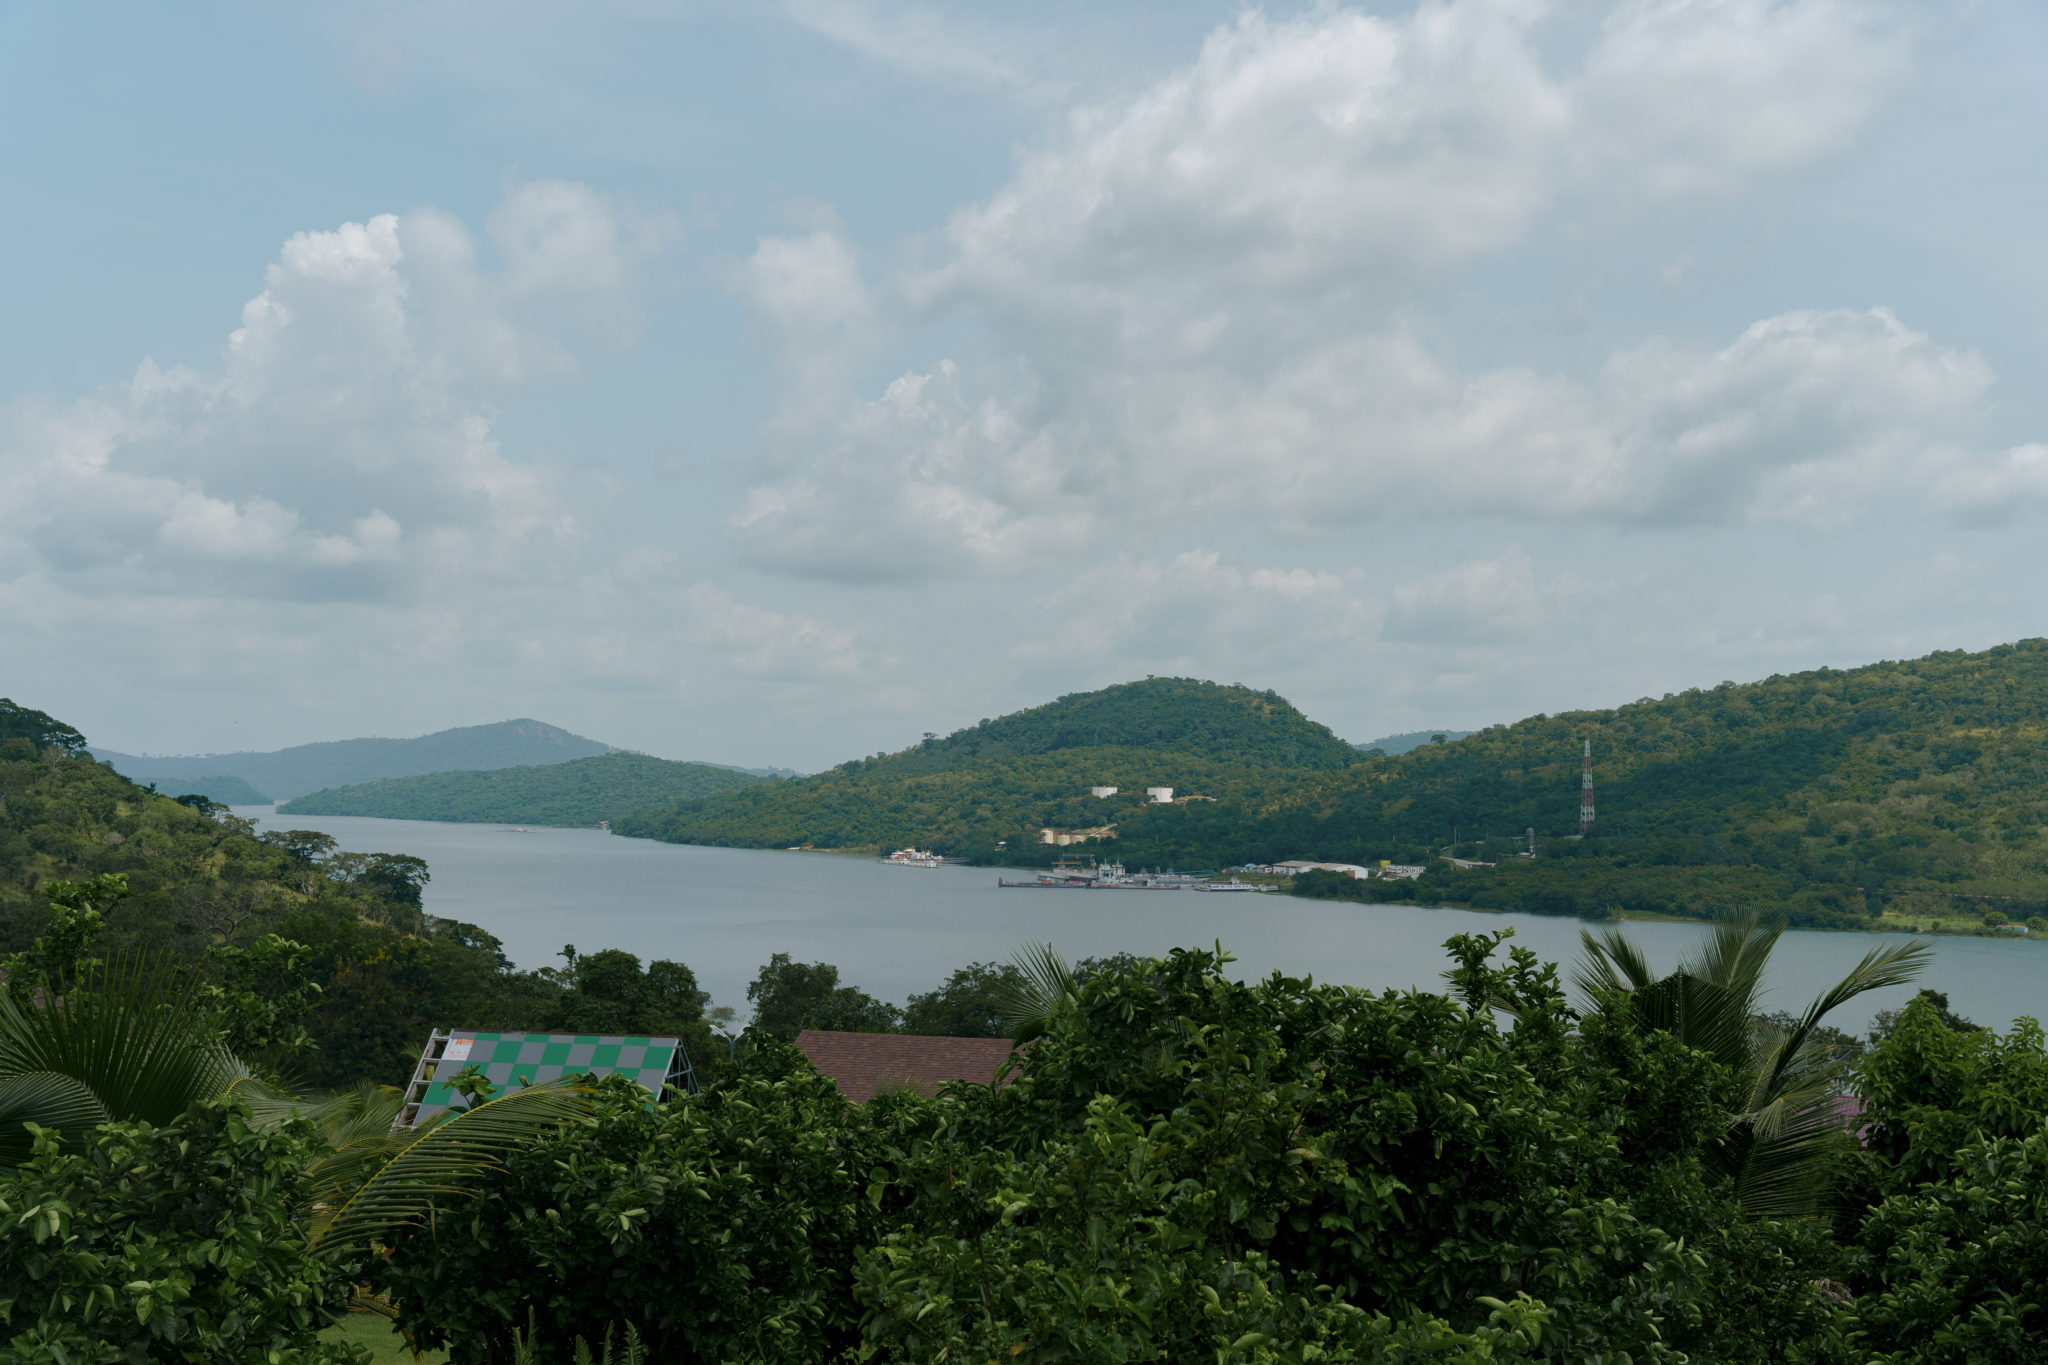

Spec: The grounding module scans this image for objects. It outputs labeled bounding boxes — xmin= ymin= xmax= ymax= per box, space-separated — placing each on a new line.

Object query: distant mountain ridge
xmin=279 ymin=751 xmax=769 ymax=826
xmin=94 ymin=719 xmax=612 ymax=803
xmin=1356 ymin=730 xmax=1476 ymax=756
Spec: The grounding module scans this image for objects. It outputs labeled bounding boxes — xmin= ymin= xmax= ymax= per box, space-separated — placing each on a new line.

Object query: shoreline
xmin=231 ymin=807 xmax=2048 ymax=945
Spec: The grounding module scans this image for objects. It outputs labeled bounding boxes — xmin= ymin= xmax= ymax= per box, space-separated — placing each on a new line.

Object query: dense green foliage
xmin=1264 ymin=641 xmax=2048 ymax=928
xmin=899 ymin=960 xmax=1026 ymax=1037
xmin=0 ymin=700 xmax=86 ymax=758
xmin=0 ymin=1099 xmax=363 ymax=1365
xmin=93 ymin=718 xmax=611 ymax=803
xmin=279 ymin=752 xmax=764 ymax=827
xmin=376 ymin=1057 xmax=928 ymax=1363
xmin=385 ymin=935 xmax=2044 ymax=1363
xmin=744 ymin=952 xmax=901 ymax=1039
xmin=616 ymin=678 xmax=1356 ymax=859
xmin=4 ymin=880 xmax=2040 ymax=1362
xmin=1839 ymin=994 xmax=2048 ymax=1361
xmin=881 ymin=677 xmax=1360 ymax=771
xmin=0 ymin=723 xmax=721 ymax=1090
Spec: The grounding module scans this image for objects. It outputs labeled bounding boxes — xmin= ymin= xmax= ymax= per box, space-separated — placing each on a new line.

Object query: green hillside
xmin=92 ymin=718 xmax=612 ymax=802
xmin=615 ymin=678 xmax=1354 ymax=857
xmin=280 ymin=751 xmax=768 ymax=826
xmin=1252 ymin=640 xmax=2048 ymax=931
xmin=619 ymin=645 xmax=2048 ymax=935
xmin=890 ymin=677 xmax=1360 ymax=771
xmin=1 ymin=699 xmax=729 ymax=1089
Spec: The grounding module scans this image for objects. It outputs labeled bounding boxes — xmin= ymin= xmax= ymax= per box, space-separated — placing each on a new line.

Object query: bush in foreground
xmin=0 ymin=1098 xmax=362 ymax=1365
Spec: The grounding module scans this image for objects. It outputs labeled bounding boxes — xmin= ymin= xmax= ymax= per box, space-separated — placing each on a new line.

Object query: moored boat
xmin=880 ymin=847 xmax=944 ymax=868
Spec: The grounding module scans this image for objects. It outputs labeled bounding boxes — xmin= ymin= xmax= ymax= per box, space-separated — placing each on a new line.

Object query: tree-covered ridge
xmin=1256 ymin=638 xmax=2048 ymax=927
xmin=92 ymin=717 xmax=613 ymax=802
xmin=616 ymin=679 xmax=1359 ymax=857
xmin=0 ymin=698 xmax=88 ymax=756
xmin=0 ymin=717 xmax=724 ymax=1089
xmin=279 ymin=751 xmax=767 ymax=826
xmin=614 ymin=744 xmax=1334 ymax=858
xmin=873 ymin=677 xmax=1360 ymax=774
xmin=624 ymin=641 xmax=2048 ymax=930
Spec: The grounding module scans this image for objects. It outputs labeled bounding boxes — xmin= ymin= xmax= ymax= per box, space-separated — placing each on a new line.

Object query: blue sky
xmin=5 ymin=0 xmax=2047 ymax=769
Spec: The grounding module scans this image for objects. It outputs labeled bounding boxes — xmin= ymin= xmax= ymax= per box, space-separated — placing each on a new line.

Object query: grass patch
xmin=321 ymin=1311 xmax=447 ymax=1363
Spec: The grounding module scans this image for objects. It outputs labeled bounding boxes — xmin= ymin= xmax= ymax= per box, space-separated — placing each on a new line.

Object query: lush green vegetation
xmin=279 ymin=752 xmax=766 ymax=827
xmin=363 ymin=937 xmax=2046 ymax=1363
xmin=623 ymin=642 xmax=2048 ymax=932
xmin=1264 ymin=640 xmax=2048 ymax=931
xmin=616 ymin=677 xmax=1357 ymax=861
xmin=4 ymin=724 xmax=2043 ymax=1363
xmin=0 ymin=707 xmax=724 ymax=1089
xmin=93 ymin=717 xmax=612 ymax=803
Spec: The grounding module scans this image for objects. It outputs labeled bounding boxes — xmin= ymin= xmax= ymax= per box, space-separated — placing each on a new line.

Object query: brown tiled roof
xmin=794 ymin=1030 xmax=1015 ymax=1103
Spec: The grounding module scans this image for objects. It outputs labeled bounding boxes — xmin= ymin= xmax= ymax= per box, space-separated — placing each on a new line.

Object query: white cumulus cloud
xmin=0 ymin=183 xmax=665 ymax=601
xmin=733 ymin=0 xmax=1970 ymax=581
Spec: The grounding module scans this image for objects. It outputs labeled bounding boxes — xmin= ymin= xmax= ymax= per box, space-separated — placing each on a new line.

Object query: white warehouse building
xmin=1146 ymin=786 xmax=1174 ymax=803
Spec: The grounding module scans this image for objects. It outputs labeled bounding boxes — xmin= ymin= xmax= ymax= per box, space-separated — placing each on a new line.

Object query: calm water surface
xmin=237 ymin=809 xmax=2047 ymax=1033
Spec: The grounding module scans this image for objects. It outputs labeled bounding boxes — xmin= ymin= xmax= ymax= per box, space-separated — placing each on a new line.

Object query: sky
xmin=4 ymin=0 xmax=2047 ymax=771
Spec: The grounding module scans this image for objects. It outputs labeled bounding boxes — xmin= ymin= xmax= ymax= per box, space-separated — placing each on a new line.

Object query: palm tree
xmin=998 ymin=942 xmax=1081 ymax=1042
xmin=1576 ymin=912 xmax=1928 ymax=1217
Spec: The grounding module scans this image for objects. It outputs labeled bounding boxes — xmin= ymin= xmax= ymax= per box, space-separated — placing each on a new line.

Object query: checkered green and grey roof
xmin=396 ymin=1031 xmax=691 ymax=1128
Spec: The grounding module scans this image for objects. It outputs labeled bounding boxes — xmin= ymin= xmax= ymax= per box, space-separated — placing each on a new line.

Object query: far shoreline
xmin=232 ymin=806 xmax=2046 ymax=946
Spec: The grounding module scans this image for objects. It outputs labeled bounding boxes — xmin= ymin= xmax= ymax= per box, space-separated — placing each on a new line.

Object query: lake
xmin=235 ymin=809 xmax=2048 ymax=1034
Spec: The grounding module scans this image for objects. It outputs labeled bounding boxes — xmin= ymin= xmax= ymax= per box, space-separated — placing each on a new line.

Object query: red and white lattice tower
xmin=1579 ymin=727 xmax=1595 ymax=836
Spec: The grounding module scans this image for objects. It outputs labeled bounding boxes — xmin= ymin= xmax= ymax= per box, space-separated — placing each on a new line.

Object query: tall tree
xmin=746 ymin=953 xmax=898 ymax=1040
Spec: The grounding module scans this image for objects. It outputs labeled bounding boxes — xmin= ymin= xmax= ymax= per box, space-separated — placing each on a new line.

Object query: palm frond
xmin=999 ymin=941 xmax=1079 ymax=1043
xmin=0 ymin=1071 xmax=111 ymax=1165
xmin=1683 ymin=912 xmax=1783 ymax=1023
xmin=1569 ymin=913 xmax=1922 ymax=1221
xmin=1750 ymin=937 xmax=1929 ymax=1115
xmin=0 ymin=953 xmax=251 ymax=1133
xmin=1630 ymin=969 xmax=1754 ymax=1075
xmin=1725 ymin=1090 xmax=1856 ymax=1220
xmin=1572 ymin=928 xmax=1663 ymax=1007
xmin=281 ymin=1084 xmax=421 ymax=1212
xmin=310 ymin=1076 xmax=595 ymax=1256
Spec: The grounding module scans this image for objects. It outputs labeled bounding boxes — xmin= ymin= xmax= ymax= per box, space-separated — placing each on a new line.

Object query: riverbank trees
xmin=360 ymin=935 xmax=2047 ymax=1364
xmin=2 ymin=902 xmax=2040 ymax=1362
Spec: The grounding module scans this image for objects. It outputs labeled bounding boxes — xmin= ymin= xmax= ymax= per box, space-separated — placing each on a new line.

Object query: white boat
xmin=880 ymin=847 xmax=943 ymax=868
xmin=1195 ymin=878 xmax=1260 ymax=893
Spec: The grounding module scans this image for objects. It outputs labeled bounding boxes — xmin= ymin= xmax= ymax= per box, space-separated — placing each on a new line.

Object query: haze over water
xmin=241 ymin=810 xmax=2048 ymax=1035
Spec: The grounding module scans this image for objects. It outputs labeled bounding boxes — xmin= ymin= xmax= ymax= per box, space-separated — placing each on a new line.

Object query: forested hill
xmin=620 ymin=644 xmax=2048 ymax=932
xmin=614 ymin=678 xmax=1356 ymax=855
xmin=1258 ymin=639 xmax=2048 ymax=931
xmin=92 ymin=718 xmax=612 ymax=802
xmin=888 ymin=678 xmax=1361 ymax=772
xmin=280 ymin=751 xmax=767 ymax=826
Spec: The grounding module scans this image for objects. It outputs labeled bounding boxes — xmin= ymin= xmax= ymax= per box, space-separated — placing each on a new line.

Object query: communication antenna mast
xmin=1579 ymin=727 xmax=1595 ymax=836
